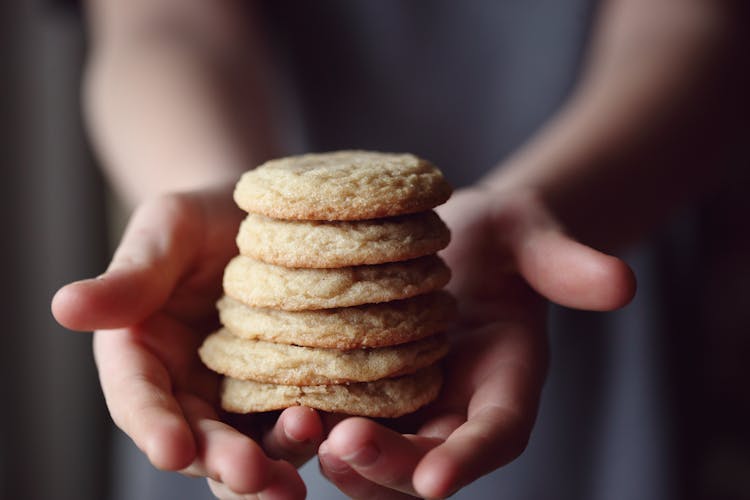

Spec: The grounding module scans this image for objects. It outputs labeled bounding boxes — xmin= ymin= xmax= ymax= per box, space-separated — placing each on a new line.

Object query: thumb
xmin=501 ymin=197 xmax=636 ymax=311
xmin=52 ymin=195 xmax=201 ymax=331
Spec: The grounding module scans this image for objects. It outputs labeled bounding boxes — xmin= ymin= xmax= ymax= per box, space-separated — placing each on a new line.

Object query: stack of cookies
xmin=199 ymin=151 xmax=456 ymax=418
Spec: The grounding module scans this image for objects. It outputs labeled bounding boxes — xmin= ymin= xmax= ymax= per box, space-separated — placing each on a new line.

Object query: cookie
xmin=199 ymin=329 xmax=448 ymax=385
xmin=233 ymin=151 xmax=452 ymax=220
xmin=217 ymin=291 xmax=457 ymax=349
xmin=220 ymin=365 xmax=442 ymax=417
xmin=223 ymin=254 xmax=450 ymax=311
xmin=236 ymin=211 xmax=450 ymax=268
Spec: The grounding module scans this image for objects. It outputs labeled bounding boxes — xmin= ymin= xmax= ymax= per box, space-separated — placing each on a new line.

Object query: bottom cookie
xmin=221 ymin=365 xmax=442 ymax=418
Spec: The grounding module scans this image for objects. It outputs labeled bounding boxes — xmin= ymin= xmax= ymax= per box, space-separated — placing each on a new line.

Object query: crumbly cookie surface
xmin=223 ymin=255 xmax=450 ymax=311
xmin=236 ymin=211 xmax=450 ymax=268
xmin=198 ymin=329 xmax=449 ymax=385
xmin=234 ymin=151 xmax=452 ymax=220
xmin=221 ymin=365 xmax=442 ymax=417
xmin=217 ymin=291 xmax=457 ymax=349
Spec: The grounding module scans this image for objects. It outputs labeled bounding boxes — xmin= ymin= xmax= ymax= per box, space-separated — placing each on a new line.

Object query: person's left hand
xmin=317 ymin=187 xmax=636 ymax=498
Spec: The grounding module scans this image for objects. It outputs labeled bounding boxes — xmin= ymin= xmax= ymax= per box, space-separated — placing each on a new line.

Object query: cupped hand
xmin=52 ymin=186 xmax=320 ymax=499
xmin=317 ymin=187 xmax=636 ymax=499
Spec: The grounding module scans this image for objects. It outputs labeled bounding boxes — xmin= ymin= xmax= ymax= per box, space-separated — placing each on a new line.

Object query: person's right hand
xmin=52 ymin=186 xmax=320 ymax=499
xmin=315 ymin=186 xmax=636 ymax=498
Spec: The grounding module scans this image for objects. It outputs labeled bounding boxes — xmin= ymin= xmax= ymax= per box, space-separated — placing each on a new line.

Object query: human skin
xmin=53 ymin=0 xmax=747 ymax=498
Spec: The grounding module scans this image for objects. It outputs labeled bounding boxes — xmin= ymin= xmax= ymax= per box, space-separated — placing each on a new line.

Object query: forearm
xmin=84 ymin=0 xmax=279 ymax=207
xmin=486 ymin=0 xmax=748 ymax=250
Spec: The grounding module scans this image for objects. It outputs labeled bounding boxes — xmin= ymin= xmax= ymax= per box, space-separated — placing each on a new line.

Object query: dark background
xmin=2 ymin=2 xmax=111 ymax=500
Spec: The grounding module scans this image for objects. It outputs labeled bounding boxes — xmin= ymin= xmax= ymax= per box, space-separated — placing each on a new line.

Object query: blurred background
xmin=2 ymin=2 xmax=749 ymax=500
xmin=2 ymin=2 xmax=112 ymax=500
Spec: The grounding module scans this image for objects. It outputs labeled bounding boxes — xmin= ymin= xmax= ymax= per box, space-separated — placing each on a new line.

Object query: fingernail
xmin=341 ymin=443 xmax=379 ymax=467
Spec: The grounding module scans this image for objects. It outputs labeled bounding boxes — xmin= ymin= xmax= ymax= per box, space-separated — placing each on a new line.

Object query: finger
xmin=262 ymin=406 xmax=324 ymax=467
xmin=206 ymin=460 xmax=306 ymax=500
xmin=417 ymin=412 xmax=465 ymax=440
xmin=93 ymin=329 xmax=196 ymax=470
xmin=413 ymin=325 xmax=545 ymax=499
xmin=180 ymin=394 xmax=304 ymax=495
xmin=253 ymin=460 xmax=307 ymax=500
xmin=318 ymin=441 xmax=419 ymax=500
xmin=51 ymin=194 xmax=201 ymax=331
xmin=323 ymin=418 xmax=441 ymax=496
xmin=414 ymin=406 xmax=531 ymax=499
xmin=506 ymin=205 xmax=636 ymax=310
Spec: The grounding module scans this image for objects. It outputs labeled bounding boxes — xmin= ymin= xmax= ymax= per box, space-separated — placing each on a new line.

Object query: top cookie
xmin=234 ymin=151 xmax=452 ymax=220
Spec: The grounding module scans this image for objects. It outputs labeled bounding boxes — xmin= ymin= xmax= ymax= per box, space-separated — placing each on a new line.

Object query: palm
xmin=429 ymin=188 xmax=547 ymax=427
xmin=125 ymin=313 xmax=220 ymax=419
xmin=388 ymin=188 xmax=548 ymax=439
xmin=104 ymin=191 xmax=240 ymax=409
xmin=145 ymin=222 xmax=238 ymax=408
